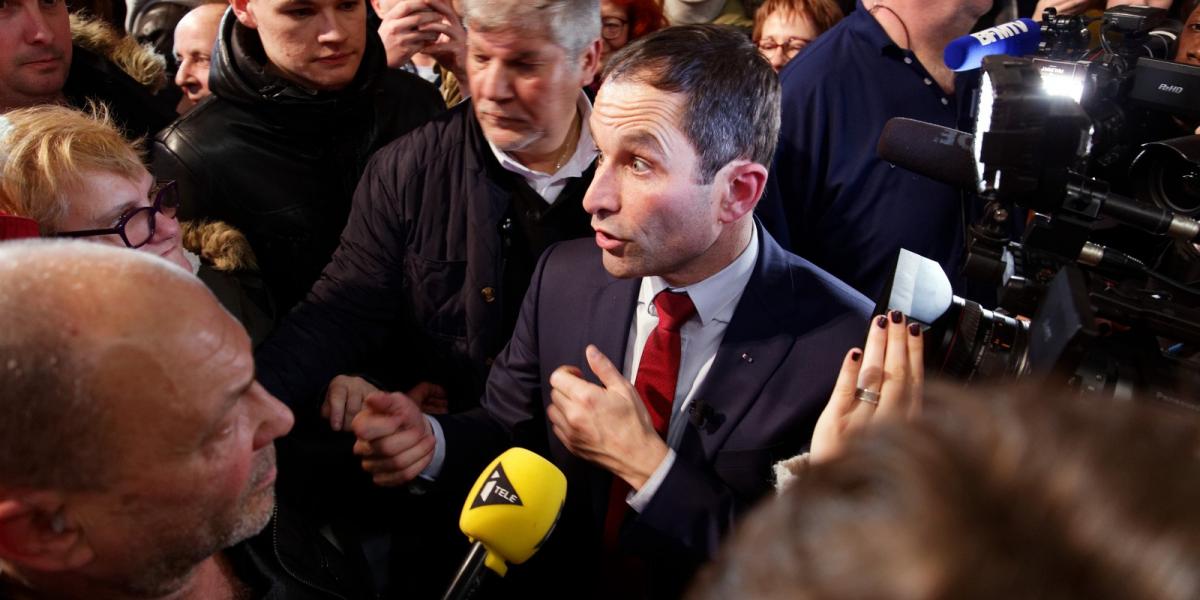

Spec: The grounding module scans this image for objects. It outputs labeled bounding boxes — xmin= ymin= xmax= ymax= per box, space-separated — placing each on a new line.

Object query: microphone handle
xmin=442 ymin=541 xmax=490 ymax=600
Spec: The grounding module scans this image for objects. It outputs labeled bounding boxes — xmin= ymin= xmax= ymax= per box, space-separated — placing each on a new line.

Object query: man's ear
xmin=577 ymin=38 xmax=603 ymax=88
xmin=0 ymin=494 xmax=94 ymax=573
xmin=716 ymin=160 xmax=769 ymax=224
xmin=230 ymin=0 xmax=258 ymax=29
xmin=369 ymin=0 xmax=383 ymax=15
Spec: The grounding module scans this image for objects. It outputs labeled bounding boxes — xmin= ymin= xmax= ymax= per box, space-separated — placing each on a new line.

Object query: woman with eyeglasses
xmin=752 ymin=0 xmax=843 ymax=73
xmin=0 ymin=104 xmax=274 ymax=345
xmin=599 ymin=0 xmax=668 ymax=68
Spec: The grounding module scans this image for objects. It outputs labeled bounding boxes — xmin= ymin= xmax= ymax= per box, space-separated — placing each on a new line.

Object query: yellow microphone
xmin=442 ymin=447 xmax=567 ymax=600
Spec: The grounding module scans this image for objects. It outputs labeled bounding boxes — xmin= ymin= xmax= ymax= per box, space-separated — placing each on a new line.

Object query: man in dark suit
xmin=352 ymin=24 xmax=872 ymax=598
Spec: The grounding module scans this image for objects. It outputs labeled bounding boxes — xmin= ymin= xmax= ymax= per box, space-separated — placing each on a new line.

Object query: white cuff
xmin=418 ymin=415 xmax=447 ymax=481
xmin=627 ymin=449 xmax=676 ymax=513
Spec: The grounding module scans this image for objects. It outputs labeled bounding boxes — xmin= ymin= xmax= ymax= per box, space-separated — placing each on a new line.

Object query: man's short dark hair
xmin=602 ymin=24 xmax=781 ymax=184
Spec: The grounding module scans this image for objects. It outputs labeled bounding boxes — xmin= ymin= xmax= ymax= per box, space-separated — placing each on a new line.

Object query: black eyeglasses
xmin=601 ymin=17 xmax=628 ymax=40
xmin=57 ymin=180 xmax=180 ymax=248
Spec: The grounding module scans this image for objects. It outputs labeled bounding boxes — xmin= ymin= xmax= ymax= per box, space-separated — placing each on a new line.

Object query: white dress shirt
xmin=624 ymin=226 xmax=759 ymax=511
xmin=485 ymin=92 xmax=597 ymax=204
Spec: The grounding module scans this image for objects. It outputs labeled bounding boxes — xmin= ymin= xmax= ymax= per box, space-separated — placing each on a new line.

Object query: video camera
xmin=877 ymin=5 xmax=1200 ymax=403
xmin=1034 ymin=4 xmax=1199 ymax=175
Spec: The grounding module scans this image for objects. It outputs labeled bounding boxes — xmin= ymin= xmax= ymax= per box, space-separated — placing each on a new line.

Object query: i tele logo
xmin=472 ymin=463 xmax=523 ymax=509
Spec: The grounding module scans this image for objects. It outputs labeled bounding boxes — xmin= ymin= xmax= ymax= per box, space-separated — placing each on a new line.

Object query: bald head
xmin=173 ymin=3 xmax=226 ymax=111
xmin=0 ymin=240 xmax=218 ymax=491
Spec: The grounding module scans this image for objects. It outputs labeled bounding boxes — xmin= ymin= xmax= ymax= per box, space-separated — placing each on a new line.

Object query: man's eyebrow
xmin=504 ymin=51 xmax=544 ymax=62
xmin=619 ymin=131 xmax=668 ymax=158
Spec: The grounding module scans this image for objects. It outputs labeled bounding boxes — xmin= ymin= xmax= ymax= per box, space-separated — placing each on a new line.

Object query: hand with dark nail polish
xmin=811 ymin=312 xmax=926 ymax=464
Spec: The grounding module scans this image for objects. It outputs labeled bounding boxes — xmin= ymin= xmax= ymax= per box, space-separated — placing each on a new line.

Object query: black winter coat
xmin=256 ymin=102 xmax=595 ymax=411
xmin=151 ymin=11 xmax=445 ymax=312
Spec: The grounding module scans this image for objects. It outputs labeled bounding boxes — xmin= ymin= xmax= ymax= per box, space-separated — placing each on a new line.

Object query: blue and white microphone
xmin=944 ymin=18 xmax=1042 ymax=72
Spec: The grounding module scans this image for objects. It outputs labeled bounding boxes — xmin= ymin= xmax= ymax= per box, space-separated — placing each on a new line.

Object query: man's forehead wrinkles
xmin=595 ymin=101 xmax=678 ymax=144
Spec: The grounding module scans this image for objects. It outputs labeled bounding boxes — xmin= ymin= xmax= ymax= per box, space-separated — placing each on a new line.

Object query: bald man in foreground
xmin=0 ymin=241 xmax=371 ymax=599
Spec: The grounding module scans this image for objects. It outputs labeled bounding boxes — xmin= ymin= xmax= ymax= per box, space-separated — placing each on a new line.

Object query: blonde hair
xmin=0 ymin=103 xmax=146 ymax=234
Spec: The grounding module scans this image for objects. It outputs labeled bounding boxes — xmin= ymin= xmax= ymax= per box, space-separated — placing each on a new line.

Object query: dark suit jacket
xmin=436 ymin=225 xmax=872 ymax=598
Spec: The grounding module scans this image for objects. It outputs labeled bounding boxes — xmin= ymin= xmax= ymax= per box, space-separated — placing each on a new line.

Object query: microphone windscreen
xmin=886 ymin=249 xmax=954 ymax=325
xmin=944 ymin=18 xmax=1041 ymax=71
xmin=459 ymin=448 xmax=567 ymax=576
xmin=877 ymin=117 xmax=979 ymax=190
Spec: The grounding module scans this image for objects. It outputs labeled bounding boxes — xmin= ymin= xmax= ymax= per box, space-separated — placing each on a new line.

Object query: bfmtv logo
xmin=971 ymin=20 xmax=1030 ymax=46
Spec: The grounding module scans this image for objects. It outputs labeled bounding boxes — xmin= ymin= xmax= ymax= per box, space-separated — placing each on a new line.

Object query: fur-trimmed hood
xmin=70 ymin=14 xmax=167 ymax=93
xmin=181 ymin=220 xmax=259 ymax=272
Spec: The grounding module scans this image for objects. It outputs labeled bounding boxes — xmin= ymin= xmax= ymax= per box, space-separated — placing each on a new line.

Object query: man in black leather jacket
xmin=152 ymin=3 xmax=445 ymax=314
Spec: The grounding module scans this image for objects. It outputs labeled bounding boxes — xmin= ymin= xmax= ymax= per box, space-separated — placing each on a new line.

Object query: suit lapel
xmin=581 ymin=275 xmax=640 ymax=527
xmin=686 ymin=227 xmax=799 ymax=458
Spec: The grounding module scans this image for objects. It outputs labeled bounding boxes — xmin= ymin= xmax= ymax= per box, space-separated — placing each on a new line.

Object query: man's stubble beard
xmin=120 ymin=448 xmax=277 ymax=598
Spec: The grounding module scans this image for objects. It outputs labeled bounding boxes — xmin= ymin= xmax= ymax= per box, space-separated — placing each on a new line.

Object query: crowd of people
xmin=4 ymin=0 xmax=1200 ymax=598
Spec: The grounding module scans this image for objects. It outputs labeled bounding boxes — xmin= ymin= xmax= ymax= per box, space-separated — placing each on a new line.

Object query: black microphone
xmin=876 ymin=117 xmax=1200 ymax=243
xmin=687 ymin=400 xmax=723 ymax=434
xmin=876 ymin=117 xmax=979 ymax=189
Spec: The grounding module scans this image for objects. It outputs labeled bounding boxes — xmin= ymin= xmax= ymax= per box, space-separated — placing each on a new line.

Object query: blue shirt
xmin=766 ymin=2 xmax=980 ymax=300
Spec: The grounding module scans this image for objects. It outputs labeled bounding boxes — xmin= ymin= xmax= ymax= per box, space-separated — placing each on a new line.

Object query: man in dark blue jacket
xmin=350 ymin=25 xmax=872 ymax=599
xmin=765 ymin=0 xmax=990 ymax=299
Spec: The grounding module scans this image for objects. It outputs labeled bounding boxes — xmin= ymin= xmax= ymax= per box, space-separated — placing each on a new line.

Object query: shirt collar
xmin=487 ymin=92 xmax=597 ymax=182
xmin=847 ymin=0 xmax=902 ymax=55
xmin=638 ymin=225 xmax=760 ymax=326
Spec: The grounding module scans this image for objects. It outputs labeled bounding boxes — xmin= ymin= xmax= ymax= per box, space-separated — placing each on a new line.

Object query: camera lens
xmin=925 ymin=296 xmax=1029 ymax=380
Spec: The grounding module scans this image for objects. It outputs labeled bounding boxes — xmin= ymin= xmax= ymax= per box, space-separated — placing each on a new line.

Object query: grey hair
xmin=461 ymin=0 xmax=600 ymax=59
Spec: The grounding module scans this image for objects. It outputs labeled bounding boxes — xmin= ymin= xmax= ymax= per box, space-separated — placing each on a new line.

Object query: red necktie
xmin=604 ymin=290 xmax=696 ymax=549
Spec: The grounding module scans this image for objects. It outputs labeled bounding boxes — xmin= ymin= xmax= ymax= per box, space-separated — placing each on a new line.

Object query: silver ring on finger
xmin=854 ymin=387 xmax=880 ymax=406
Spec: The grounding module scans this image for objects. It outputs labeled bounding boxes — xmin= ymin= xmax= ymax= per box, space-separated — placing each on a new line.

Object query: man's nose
xmin=478 ymin=62 xmax=514 ymax=101
xmin=253 ymin=385 xmax=296 ymax=449
xmin=317 ymin=9 xmax=350 ymax=44
xmin=22 ymin=3 xmax=61 ymax=46
xmin=582 ymin=157 xmax=619 ymax=217
xmin=175 ymin=61 xmax=192 ymax=88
